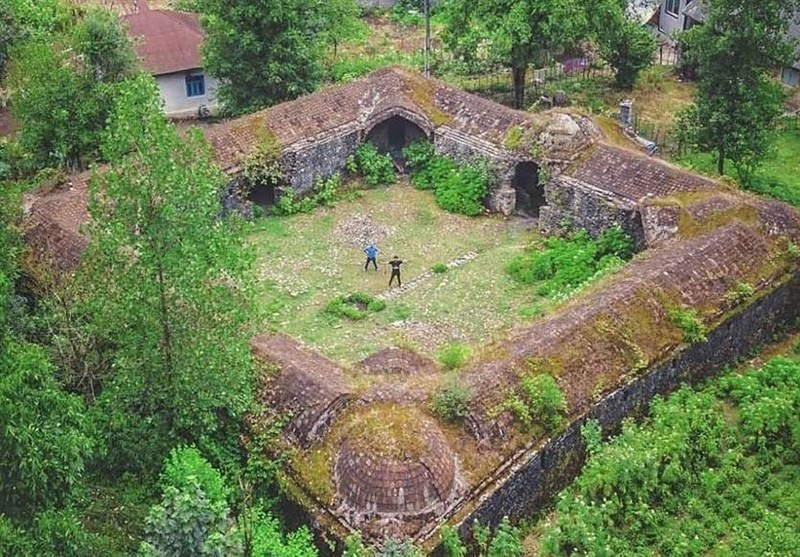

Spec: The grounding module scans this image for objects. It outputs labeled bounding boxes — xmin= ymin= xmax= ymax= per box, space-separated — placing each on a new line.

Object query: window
xmin=782 ymin=67 xmax=800 ymax=88
xmin=185 ymin=74 xmax=205 ymax=97
xmin=665 ymin=0 xmax=681 ymax=16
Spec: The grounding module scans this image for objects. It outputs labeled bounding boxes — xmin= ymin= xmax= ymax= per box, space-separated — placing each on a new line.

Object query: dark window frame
xmin=185 ymin=74 xmax=205 ymax=98
xmin=665 ymin=0 xmax=681 ymax=16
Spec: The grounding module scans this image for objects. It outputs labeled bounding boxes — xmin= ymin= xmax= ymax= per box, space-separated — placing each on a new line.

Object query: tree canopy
xmin=195 ymin=0 xmax=359 ymax=115
xmin=677 ymin=0 xmax=800 ymax=179
xmin=441 ymin=0 xmax=586 ymax=108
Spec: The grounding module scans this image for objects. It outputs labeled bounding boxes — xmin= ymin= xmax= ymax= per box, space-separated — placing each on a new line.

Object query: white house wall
xmin=155 ymin=70 xmax=219 ymax=118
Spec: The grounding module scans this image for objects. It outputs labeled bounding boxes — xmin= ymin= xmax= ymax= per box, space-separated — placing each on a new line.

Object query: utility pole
xmin=424 ymin=0 xmax=431 ymax=77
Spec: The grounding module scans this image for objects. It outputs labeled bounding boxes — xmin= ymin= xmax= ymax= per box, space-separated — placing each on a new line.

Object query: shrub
xmin=505 ymin=374 xmax=567 ymax=432
xmin=431 ymin=263 xmax=448 ymax=274
xmin=434 ymin=160 xmax=491 ymax=216
xmin=160 ymin=446 xmax=229 ymax=505
xmin=507 ymin=227 xmax=634 ymax=297
xmin=347 ymin=143 xmax=395 ymax=187
xmin=668 ymin=307 xmax=708 ymax=344
xmin=723 ymin=281 xmax=755 ymax=306
xmin=437 ymin=343 xmax=470 ymax=370
xmin=325 ymin=292 xmax=386 ymax=321
xmin=440 ymin=525 xmax=466 ymax=557
xmin=430 ymin=375 xmax=472 ymax=422
xmin=273 ymin=174 xmax=340 ymax=215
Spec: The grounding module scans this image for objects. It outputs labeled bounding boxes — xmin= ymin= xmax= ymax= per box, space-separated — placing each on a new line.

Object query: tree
xmin=0 ymin=0 xmax=71 ymax=77
xmin=83 ymin=74 xmax=256 ymax=475
xmin=441 ymin=0 xmax=586 ymax=108
xmin=592 ymin=0 xmax=655 ymax=89
xmin=676 ymin=0 xmax=800 ymax=179
xmin=196 ymin=0 xmax=359 ymax=115
xmin=6 ymin=6 xmax=137 ymax=170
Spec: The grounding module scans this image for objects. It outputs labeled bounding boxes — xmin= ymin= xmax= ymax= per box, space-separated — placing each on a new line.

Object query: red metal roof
xmin=122 ymin=0 xmax=204 ymax=76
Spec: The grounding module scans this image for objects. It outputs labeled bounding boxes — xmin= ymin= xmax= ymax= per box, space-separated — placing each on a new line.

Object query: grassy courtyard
xmin=249 ymin=183 xmax=543 ymax=365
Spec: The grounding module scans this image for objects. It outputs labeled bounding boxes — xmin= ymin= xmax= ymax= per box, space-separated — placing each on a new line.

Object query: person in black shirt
xmin=388 ymin=256 xmax=404 ymax=287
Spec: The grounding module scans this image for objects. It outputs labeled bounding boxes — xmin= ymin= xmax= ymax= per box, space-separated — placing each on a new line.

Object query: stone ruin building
xmin=23 ymin=67 xmax=800 ymax=551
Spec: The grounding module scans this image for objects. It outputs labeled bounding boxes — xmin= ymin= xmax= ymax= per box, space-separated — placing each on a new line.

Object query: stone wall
xmin=539 ymin=175 xmax=646 ymax=249
xmin=439 ymin=275 xmax=800 ymax=544
xmin=281 ymin=130 xmax=361 ymax=194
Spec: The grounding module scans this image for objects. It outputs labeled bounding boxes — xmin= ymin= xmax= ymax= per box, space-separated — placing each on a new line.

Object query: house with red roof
xmin=122 ymin=0 xmax=218 ymax=117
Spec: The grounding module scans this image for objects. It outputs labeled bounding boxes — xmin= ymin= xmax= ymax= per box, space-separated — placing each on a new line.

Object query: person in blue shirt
xmin=364 ymin=243 xmax=379 ymax=271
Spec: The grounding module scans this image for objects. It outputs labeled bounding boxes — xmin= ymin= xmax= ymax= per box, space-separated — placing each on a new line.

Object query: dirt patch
xmin=388 ymin=320 xmax=466 ymax=353
xmin=331 ymin=214 xmax=396 ymax=248
xmin=359 ymin=346 xmax=438 ymax=375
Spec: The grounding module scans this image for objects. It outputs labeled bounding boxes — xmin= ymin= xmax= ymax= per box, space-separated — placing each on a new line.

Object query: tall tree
xmin=591 ymin=0 xmax=655 ymax=89
xmin=6 ymin=6 xmax=137 ymax=170
xmin=677 ymin=0 xmax=800 ymax=179
xmin=196 ymin=0 xmax=359 ymax=115
xmin=441 ymin=0 xmax=586 ymax=108
xmin=83 ymin=74 xmax=256 ymax=475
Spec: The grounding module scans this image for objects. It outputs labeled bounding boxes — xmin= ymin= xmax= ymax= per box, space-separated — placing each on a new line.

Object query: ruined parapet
xmin=359 ymin=347 xmax=438 ymax=376
xmin=251 ymin=333 xmax=352 ymax=447
xmin=332 ymin=407 xmax=462 ymax=540
xmin=465 ymin=219 xmax=798 ymax=445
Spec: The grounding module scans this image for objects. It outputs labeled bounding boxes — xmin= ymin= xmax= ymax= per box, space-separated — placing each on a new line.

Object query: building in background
xmin=123 ymin=0 xmax=218 ymax=117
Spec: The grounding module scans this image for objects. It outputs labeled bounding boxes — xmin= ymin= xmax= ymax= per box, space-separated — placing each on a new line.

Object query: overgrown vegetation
xmin=430 ymin=374 xmax=472 ymax=422
xmin=507 ymin=226 xmax=634 ymax=297
xmin=437 ymin=342 xmax=471 ymax=370
xmin=274 ymin=174 xmax=340 ymax=215
xmin=668 ymin=306 xmax=708 ymax=344
xmin=539 ymin=356 xmax=800 ymax=556
xmin=325 ymin=292 xmax=386 ymax=320
xmin=501 ymin=373 xmax=567 ymax=432
xmin=347 ymin=142 xmax=396 ymax=187
xmin=403 ymin=140 xmax=493 ymax=216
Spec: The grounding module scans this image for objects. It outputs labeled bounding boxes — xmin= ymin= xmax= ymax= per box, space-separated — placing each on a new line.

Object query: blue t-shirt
xmin=364 ymin=245 xmax=378 ymax=258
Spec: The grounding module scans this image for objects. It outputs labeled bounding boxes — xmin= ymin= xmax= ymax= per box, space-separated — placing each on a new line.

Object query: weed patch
xmin=347 ymin=142 xmax=395 ymax=187
xmin=325 ymin=292 xmax=386 ymax=321
xmin=430 ymin=374 xmax=472 ymax=422
xmin=437 ymin=343 xmax=470 ymax=370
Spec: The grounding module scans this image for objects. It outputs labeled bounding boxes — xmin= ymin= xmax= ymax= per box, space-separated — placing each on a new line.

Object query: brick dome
xmin=334 ymin=408 xmax=456 ymax=517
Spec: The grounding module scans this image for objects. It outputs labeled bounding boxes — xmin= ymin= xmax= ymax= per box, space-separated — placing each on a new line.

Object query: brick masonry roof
xmin=570 ymin=143 xmax=717 ymax=202
xmin=204 ymin=67 xmax=596 ymax=172
xmin=122 ymin=0 xmax=204 ymax=75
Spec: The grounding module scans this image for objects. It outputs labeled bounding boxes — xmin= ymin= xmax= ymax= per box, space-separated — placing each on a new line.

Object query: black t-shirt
xmin=389 ymin=259 xmax=403 ymax=271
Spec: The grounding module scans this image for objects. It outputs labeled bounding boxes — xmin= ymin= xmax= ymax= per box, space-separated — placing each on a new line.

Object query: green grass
xmin=673 ymin=123 xmax=800 ymax=208
xmin=249 ymin=182 xmax=541 ymax=364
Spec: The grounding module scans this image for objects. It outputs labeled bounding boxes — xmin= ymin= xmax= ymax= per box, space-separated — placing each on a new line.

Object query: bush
xmin=507 ymin=227 xmax=634 ymax=297
xmin=347 ymin=143 xmax=395 ymax=187
xmin=437 ymin=343 xmax=470 ymax=370
xmin=431 ymin=263 xmax=448 ymax=274
xmin=434 ymin=160 xmax=491 ymax=216
xmin=160 ymin=446 xmax=229 ymax=505
xmin=504 ymin=374 xmax=567 ymax=432
xmin=273 ymin=174 xmax=340 ymax=215
xmin=668 ymin=307 xmax=707 ymax=344
xmin=325 ymin=292 xmax=386 ymax=321
xmin=430 ymin=375 xmax=472 ymax=422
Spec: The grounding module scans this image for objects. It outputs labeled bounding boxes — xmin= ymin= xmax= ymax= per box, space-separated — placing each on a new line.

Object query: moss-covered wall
xmin=436 ymin=275 xmax=800 ymax=546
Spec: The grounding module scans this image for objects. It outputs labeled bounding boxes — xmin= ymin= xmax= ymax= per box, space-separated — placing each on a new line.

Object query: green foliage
xmin=247 ymin=510 xmax=319 ymax=557
xmin=347 ymin=142 xmax=396 ymax=187
xmin=440 ymin=525 xmax=466 ymax=557
xmin=83 ymin=75 xmax=255 ymax=476
xmin=274 ymin=174 xmax=340 ymax=215
xmin=471 ymin=518 xmax=524 ymax=557
xmin=431 ymin=262 xmax=448 ymax=274
xmin=723 ymin=281 xmax=755 ymax=306
xmin=139 ymin=484 xmax=242 ymax=557
xmin=430 ymin=374 xmax=472 ymax=422
xmin=676 ymin=0 xmax=799 ymax=179
xmin=434 ymin=159 xmax=491 ymax=216
xmin=507 ymin=227 xmax=634 ymax=297
xmin=441 ymin=0 xmax=587 ymax=107
xmin=437 ymin=342 xmax=470 ymax=370
xmin=6 ymin=6 xmax=137 ymax=170
xmin=403 ymin=141 xmax=492 ymax=215
xmin=540 ymin=357 xmax=800 ymax=556
xmin=325 ymin=292 xmax=386 ymax=320
xmin=377 ymin=539 xmax=424 ymax=557
xmin=591 ymin=0 xmax=655 ymax=89
xmin=389 ymin=0 xmax=424 ymax=26
xmin=160 ymin=447 xmax=230 ymax=507
xmin=0 ymin=335 xmax=92 ymax=519
xmin=504 ymin=373 xmax=567 ymax=432
xmin=196 ymin=0 xmax=359 ymax=114
xmin=668 ymin=307 xmax=707 ymax=344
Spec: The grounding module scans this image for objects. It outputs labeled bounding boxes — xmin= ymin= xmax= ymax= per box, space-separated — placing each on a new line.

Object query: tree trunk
xmin=512 ymin=64 xmax=527 ymax=109
xmin=717 ymin=148 xmax=725 ymax=175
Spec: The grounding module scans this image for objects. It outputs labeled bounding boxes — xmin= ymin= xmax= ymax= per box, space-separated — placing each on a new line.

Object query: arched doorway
xmin=247 ymin=183 xmax=275 ymax=211
xmin=365 ymin=115 xmax=428 ymax=163
xmin=514 ymin=162 xmax=545 ymax=217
